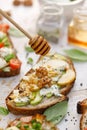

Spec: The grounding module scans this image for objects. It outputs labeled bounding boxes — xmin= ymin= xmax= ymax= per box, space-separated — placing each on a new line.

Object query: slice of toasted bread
xmin=80 ymin=111 xmax=87 ymax=130
xmin=77 ymin=99 xmax=87 ymax=114
xmin=6 ymin=52 xmax=75 ymax=115
xmin=0 ymin=29 xmax=21 ymax=77
xmin=6 ymin=114 xmax=59 ymax=130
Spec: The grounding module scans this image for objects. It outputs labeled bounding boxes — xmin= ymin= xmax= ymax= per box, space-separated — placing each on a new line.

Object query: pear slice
xmin=58 ymin=69 xmax=76 ymax=86
xmin=43 ymin=59 xmax=69 ymax=69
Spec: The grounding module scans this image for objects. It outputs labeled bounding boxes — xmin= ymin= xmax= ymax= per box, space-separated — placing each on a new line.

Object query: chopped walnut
xmin=37 ymin=76 xmax=52 ymax=88
xmin=36 ymin=66 xmax=48 ymax=78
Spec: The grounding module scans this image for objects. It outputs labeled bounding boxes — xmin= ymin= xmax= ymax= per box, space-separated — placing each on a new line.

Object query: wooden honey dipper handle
xmin=0 ymin=8 xmax=50 ymax=56
xmin=0 ymin=8 xmax=32 ymax=40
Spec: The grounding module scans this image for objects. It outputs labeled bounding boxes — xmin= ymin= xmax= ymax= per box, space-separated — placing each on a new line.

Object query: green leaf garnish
xmin=27 ymin=57 xmax=33 ymax=65
xmin=25 ymin=46 xmax=34 ymax=52
xmin=64 ymin=49 xmax=87 ymax=61
xmin=0 ymin=106 xmax=9 ymax=115
xmin=4 ymin=54 xmax=15 ymax=62
xmin=9 ymin=27 xmax=25 ymax=37
xmin=44 ymin=100 xmax=68 ymax=124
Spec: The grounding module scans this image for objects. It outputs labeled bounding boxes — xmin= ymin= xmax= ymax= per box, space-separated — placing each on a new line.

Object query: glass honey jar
xmin=68 ymin=6 xmax=87 ymax=48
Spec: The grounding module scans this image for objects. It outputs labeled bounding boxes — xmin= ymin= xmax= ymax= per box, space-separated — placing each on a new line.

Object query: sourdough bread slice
xmin=0 ymin=31 xmax=21 ymax=77
xmin=77 ymin=99 xmax=87 ymax=114
xmin=6 ymin=53 xmax=75 ymax=115
xmin=80 ymin=111 xmax=87 ymax=130
xmin=6 ymin=114 xmax=59 ymax=130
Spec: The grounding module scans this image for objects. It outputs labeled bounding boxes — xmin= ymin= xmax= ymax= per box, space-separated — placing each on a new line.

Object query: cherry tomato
xmin=0 ymin=24 xmax=10 ymax=33
xmin=0 ymin=42 xmax=4 ymax=48
xmin=9 ymin=59 xmax=21 ymax=70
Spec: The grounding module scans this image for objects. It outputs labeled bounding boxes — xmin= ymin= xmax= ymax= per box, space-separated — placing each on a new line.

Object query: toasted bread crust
xmin=0 ymin=35 xmax=21 ymax=77
xmin=0 ymin=68 xmax=20 ymax=77
xmin=77 ymin=99 xmax=87 ymax=114
xmin=80 ymin=113 xmax=83 ymax=130
xmin=80 ymin=111 xmax=87 ymax=130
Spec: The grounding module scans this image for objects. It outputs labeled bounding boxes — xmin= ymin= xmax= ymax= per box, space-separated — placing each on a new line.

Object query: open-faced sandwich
xmin=6 ymin=114 xmax=59 ymax=130
xmin=6 ymin=52 xmax=76 ymax=115
xmin=0 ymin=23 xmax=21 ymax=77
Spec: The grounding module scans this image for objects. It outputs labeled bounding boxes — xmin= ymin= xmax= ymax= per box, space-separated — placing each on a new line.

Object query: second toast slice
xmin=0 ymin=23 xmax=21 ymax=77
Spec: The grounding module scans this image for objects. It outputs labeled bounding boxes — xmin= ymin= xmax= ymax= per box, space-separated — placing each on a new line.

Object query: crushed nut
xmin=36 ymin=66 xmax=48 ymax=78
xmin=38 ymin=76 xmax=52 ymax=88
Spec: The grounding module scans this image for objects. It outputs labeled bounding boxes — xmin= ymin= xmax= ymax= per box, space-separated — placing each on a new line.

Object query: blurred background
xmin=0 ymin=1 xmax=87 ymax=130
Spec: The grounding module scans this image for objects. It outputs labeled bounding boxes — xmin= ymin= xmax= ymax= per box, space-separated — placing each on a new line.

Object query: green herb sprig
xmin=25 ymin=46 xmax=34 ymax=53
xmin=0 ymin=106 xmax=9 ymax=115
xmin=27 ymin=57 xmax=33 ymax=65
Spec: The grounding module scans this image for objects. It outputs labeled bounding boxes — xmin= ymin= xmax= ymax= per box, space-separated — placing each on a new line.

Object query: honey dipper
xmin=0 ymin=9 xmax=50 ymax=56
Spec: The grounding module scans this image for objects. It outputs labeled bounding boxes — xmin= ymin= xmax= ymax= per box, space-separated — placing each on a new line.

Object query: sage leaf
xmin=27 ymin=57 xmax=33 ymax=65
xmin=0 ymin=106 xmax=9 ymax=115
xmin=44 ymin=100 xmax=68 ymax=124
xmin=9 ymin=27 xmax=24 ymax=37
xmin=4 ymin=54 xmax=15 ymax=62
xmin=64 ymin=49 xmax=87 ymax=61
xmin=25 ymin=46 xmax=34 ymax=53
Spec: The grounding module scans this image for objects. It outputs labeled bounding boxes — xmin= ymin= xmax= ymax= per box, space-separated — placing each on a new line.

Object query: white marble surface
xmin=0 ymin=0 xmax=87 ymax=130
